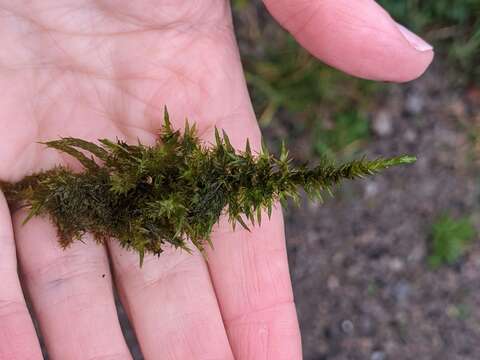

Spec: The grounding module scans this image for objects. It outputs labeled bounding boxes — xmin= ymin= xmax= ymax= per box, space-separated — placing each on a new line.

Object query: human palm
xmin=0 ymin=1 xmax=432 ymax=359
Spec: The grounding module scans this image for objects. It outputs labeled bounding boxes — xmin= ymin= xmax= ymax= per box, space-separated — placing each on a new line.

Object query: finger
xmin=13 ymin=213 xmax=132 ymax=360
xmin=153 ymin=96 xmax=302 ymax=357
xmin=207 ymin=208 xmax=302 ymax=359
xmin=108 ymin=241 xmax=234 ymax=359
xmin=145 ymin=23 xmax=303 ymax=357
xmin=0 ymin=193 xmax=43 ymax=360
xmin=263 ymin=0 xmax=434 ymax=82
xmin=202 ymin=101 xmax=302 ymax=358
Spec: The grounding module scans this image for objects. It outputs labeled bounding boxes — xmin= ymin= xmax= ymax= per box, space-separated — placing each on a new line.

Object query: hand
xmin=0 ymin=1 xmax=433 ymax=359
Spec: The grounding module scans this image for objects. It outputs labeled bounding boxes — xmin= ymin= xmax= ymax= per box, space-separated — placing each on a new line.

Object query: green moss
xmin=0 ymin=110 xmax=415 ymax=266
xmin=428 ymin=214 xmax=476 ymax=268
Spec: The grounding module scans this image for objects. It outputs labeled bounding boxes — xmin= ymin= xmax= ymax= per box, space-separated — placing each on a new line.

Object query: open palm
xmin=0 ymin=1 xmax=433 ymax=359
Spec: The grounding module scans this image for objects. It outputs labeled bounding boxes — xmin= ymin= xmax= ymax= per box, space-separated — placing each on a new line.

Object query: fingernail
xmin=395 ymin=23 xmax=433 ymax=52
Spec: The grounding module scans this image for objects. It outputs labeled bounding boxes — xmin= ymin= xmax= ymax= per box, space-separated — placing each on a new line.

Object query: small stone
xmin=467 ymin=86 xmax=480 ymax=104
xmin=404 ymin=129 xmax=417 ymax=143
xmin=372 ymin=111 xmax=393 ymax=137
xmin=371 ymin=350 xmax=386 ymax=360
xmin=365 ymin=181 xmax=379 ymax=197
xmin=448 ymin=99 xmax=466 ymax=118
xmin=359 ymin=317 xmax=375 ymax=336
xmin=405 ymin=92 xmax=424 ymax=115
xmin=306 ymin=230 xmax=318 ymax=244
xmin=341 ymin=319 xmax=354 ymax=335
xmin=389 ymin=258 xmax=405 ymax=272
xmin=407 ymin=245 xmax=425 ymax=263
xmin=392 ymin=281 xmax=411 ymax=305
xmin=332 ymin=252 xmax=344 ymax=266
xmin=327 ymin=275 xmax=340 ymax=290
xmin=359 ymin=338 xmax=374 ymax=352
xmin=446 ymin=305 xmax=460 ymax=318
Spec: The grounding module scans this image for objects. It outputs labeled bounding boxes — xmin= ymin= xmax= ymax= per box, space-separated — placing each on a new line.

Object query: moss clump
xmin=428 ymin=214 xmax=476 ymax=268
xmin=0 ymin=111 xmax=415 ymax=265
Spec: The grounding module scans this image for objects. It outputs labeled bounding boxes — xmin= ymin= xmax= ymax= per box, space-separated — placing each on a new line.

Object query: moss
xmin=0 ymin=110 xmax=415 ymax=266
xmin=428 ymin=214 xmax=476 ymax=268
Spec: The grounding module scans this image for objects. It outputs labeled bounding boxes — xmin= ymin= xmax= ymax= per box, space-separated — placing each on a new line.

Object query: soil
xmin=280 ymin=66 xmax=480 ymax=360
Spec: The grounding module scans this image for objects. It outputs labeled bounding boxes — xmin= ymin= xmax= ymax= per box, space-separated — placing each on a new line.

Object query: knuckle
xmin=0 ymin=299 xmax=26 ymax=318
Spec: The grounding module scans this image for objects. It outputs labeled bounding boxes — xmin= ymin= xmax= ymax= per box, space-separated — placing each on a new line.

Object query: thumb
xmin=263 ymin=0 xmax=434 ymax=82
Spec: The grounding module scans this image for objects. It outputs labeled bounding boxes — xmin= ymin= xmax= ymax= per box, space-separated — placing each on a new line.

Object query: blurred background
xmin=231 ymin=1 xmax=480 ymax=359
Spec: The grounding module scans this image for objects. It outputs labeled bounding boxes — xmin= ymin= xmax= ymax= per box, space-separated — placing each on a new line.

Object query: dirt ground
xmin=279 ymin=65 xmax=480 ymax=360
xmin=232 ymin=3 xmax=480 ymax=358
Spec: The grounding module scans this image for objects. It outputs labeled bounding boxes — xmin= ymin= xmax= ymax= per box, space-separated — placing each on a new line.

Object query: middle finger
xmin=108 ymin=241 xmax=234 ymax=359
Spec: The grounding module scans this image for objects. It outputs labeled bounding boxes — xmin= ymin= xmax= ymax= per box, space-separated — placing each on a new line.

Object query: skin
xmin=0 ymin=1 xmax=433 ymax=359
